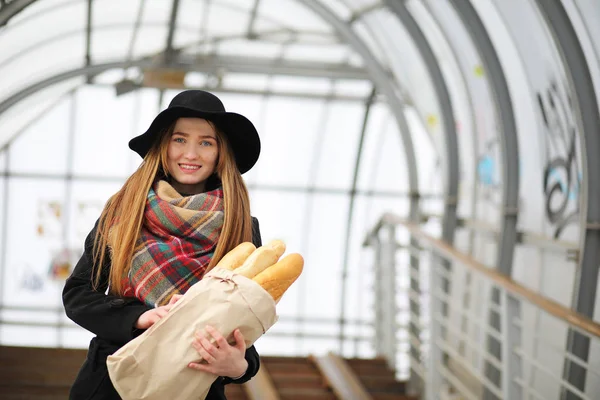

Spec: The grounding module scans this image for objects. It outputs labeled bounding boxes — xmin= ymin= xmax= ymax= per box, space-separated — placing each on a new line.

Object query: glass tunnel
xmin=0 ymin=0 xmax=599 ymax=399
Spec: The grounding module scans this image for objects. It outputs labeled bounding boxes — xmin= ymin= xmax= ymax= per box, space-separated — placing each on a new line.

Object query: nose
xmin=183 ymin=143 xmax=200 ymax=160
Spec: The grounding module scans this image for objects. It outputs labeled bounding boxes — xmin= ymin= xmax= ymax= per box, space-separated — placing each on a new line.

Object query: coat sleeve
xmin=222 ymin=216 xmax=263 ymax=385
xmin=62 ymin=220 xmax=152 ymax=345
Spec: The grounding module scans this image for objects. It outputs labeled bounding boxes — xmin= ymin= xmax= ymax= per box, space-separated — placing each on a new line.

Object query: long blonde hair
xmin=92 ymin=120 xmax=253 ymax=294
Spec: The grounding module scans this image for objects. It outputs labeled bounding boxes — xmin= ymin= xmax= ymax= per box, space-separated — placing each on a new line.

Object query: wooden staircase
xmin=0 ymin=346 xmax=418 ymax=400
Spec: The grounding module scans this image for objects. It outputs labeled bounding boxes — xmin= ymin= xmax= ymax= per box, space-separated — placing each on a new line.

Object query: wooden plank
xmin=243 ymin=365 xmax=281 ymax=400
xmin=311 ymin=352 xmax=373 ymax=400
xmin=385 ymin=214 xmax=600 ymax=338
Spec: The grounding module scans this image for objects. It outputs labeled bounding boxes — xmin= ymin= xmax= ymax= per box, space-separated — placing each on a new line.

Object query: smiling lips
xmin=179 ymin=163 xmax=201 ymax=173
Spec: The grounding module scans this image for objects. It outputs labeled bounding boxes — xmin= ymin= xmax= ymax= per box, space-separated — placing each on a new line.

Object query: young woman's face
xmin=167 ymin=118 xmax=219 ymax=194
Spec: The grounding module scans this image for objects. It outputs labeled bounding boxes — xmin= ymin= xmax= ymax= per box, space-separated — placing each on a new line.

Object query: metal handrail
xmin=376 ymin=213 xmax=600 ymax=339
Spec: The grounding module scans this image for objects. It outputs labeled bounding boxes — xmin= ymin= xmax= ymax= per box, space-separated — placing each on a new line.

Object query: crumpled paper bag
xmin=106 ymin=267 xmax=278 ymax=400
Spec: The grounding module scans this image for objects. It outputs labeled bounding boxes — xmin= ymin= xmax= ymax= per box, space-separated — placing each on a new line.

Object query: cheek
xmin=167 ymin=146 xmax=179 ymax=164
xmin=206 ymin=149 xmax=219 ymax=165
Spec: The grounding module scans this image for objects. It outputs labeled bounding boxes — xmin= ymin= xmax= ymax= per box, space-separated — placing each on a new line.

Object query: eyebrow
xmin=173 ymin=131 xmax=217 ymax=139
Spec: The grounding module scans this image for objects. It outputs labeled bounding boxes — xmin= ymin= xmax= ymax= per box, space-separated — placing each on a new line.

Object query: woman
xmin=63 ymin=90 xmax=262 ymax=400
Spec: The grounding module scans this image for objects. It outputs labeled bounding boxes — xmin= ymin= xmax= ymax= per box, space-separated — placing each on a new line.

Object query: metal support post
xmin=374 ymin=224 xmax=398 ymax=370
xmin=501 ymin=292 xmax=523 ymax=399
xmin=427 ymin=253 xmax=443 ymax=400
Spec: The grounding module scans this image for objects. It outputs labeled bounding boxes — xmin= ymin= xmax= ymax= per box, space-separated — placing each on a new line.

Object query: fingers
xmin=193 ymin=331 xmax=218 ymax=362
xmin=154 ymin=307 xmax=170 ymax=318
xmin=168 ymin=294 xmax=183 ymax=305
xmin=193 ymin=339 xmax=216 ymax=363
xmin=233 ymin=329 xmax=246 ymax=351
xmin=205 ymin=325 xmax=228 ymax=349
xmin=188 ymin=362 xmax=211 ymax=373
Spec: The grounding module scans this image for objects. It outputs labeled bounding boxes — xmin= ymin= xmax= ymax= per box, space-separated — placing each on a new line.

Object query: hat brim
xmin=129 ymin=106 xmax=260 ymax=174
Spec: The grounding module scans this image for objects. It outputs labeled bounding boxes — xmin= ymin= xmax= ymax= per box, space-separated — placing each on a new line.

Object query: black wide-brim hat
xmin=129 ymin=90 xmax=260 ymax=174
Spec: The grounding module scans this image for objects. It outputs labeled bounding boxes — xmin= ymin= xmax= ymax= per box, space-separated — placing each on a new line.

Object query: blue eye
xmin=174 ymin=137 xmax=185 ymax=143
xmin=201 ymin=140 xmax=213 ymax=146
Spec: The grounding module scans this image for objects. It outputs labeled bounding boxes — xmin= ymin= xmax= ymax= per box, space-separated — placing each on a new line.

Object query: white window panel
xmin=214 ymin=38 xmax=283 ymax=58
xmin=257 ymin=0 xmax=333 ymax=33
xmin=92 ymin=0 xmax=142 ymax=25
xmin=139 ymin=0 xmax=172 ymax=25
xmin=347 ymin=194 xmax=410 ymax=321
xmin=66 ymin=181 xmax=124 ymax=251
xmin=314 ymin=100 xmax=364 ymax=190
xmin=59 ymin=325 xmax=95 ymax=349
xmin=0 ymin=34 xmax=85 ymax=101
xmin=129 ymin=25 xmax=170 ymax=59
xmin=268 ymin=76 xmax=332 ymax=96
xmin=253 ymin=335 xmax=303 ymax=356
xmin=92 ymin=68 xmax=137 ymax=85
xmin=0 ymin=78 xmax=83 ymax=151
xmin=252 ymin=96 xmax=327 ymax=187
xmin=72 ymin=87 xmax=137 ymax=178
xmin=128 ymin=88 xmax=161 ymax=174
xmin=8 ymin=0 xmax=77 ymax=24
xmin=248 ymin=190 xmax=308 ymax=324
xmin=408 ymin=1 xmax=477 ymax=218
xmin=317 ymin=0 xmax=353 ymax=20
xmin=0 ymin=150 xmax=6 ymax=172
xmin=0 ymin=175 xmax=4 ymax=275
xmin=221 ymin=73 xmax=270 ymax=92
xmin=244 ymin=13 xmax=282 ymax=37
xmin=203 ymin=0 xmax=254 ymax=38
xmin=283 ymin=43 xmax=352 ymax=64
xmin=3 ymin=178 xmax=67 ymax=308
xmin=300 ymin=193 xmax=349 ymax=320
xmin=356 ymin=103 xmax=410 ymax=193
xmin=0 ymin=1 xmax=86 ymax=67
xmin=404 ymin=107 xmax=440 ymax=195
xmin=0 ymin=325 xmax=64 ymax=348
xmin=9 ymin=95 xmax=71 ymax=175
xmin=350 ymin=19 xmax=389 ymax=68
xmin=250 ymin=190 xmax=348 ymax=320
xmin=333 ymin=79 xmax=372 ymax=98
xmin=343 ymin=0 xmax=384 ymax=14
xmin=90 ymin=25 xmax=137 ymax=61
xmin=366 ymin=9 xmax=445 ymax=160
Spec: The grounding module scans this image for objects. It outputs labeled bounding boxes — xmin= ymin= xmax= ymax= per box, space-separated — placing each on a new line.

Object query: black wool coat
xmin=63 ymin=217 xmax=263 ymax=400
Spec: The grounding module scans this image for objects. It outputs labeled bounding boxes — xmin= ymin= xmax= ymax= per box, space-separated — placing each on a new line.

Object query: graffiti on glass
xmin=536 ymin=79 xmax=581 ymax=238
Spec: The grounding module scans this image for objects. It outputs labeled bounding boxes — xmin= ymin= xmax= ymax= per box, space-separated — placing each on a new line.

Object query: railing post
xmin=373 ymin=223 xmax=398 ymax=370
xmin=501 ymin=291 xmax=522 ymax=399
xmin=427 ymin=252 xmax=443 ymax=400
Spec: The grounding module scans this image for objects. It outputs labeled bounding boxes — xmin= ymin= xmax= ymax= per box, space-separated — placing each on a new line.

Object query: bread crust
xmin=252 ymin=253 xmax=304 ymax=301
xmin=265 ymin=239 xmax=286 ymax=259
xmin=234 ymin=246 xmax=279 ymax=279
xmin=215 ymin=242 xmax=256 ymax=270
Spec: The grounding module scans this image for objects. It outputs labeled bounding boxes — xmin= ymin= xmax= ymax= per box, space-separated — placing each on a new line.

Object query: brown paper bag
xmin=106 ymin=267 xmax=278 ymax=400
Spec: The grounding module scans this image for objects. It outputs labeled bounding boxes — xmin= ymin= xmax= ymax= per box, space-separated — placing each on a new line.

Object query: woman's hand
xmin=188 ymin=325 xmax=248 ymax=378
xmin=134 ymin=304 xmax=173 ymax=330
xmin=168 ymin=294 xmax=183 ymax=305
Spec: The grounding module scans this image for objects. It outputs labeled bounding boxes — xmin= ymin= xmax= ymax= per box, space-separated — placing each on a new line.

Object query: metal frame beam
xmin=164 ymin=0 xmax=180 ymax=59
xmin=533 ymin=1 xmax=600 ymax=398
xmin=0 ymin=0 xmax=37 ymax=27
xmin=0 ymin=57 xmax=376 ymax=149
xmin=0 ymin=53 xmax=371 ymax=111
xmin=451 ymin=1 xmax=520 ymax=398
xmin=384 ymin=0 xmax=458 ymax=247
xmin=300 ymin=0 xmax=420 ymax=357
xmin=384 ymin=1 xmax=460 ymax=393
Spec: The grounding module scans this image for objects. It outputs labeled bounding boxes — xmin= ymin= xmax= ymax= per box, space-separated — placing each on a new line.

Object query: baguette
xmin=234 ymin=246 xmax=279 ymax=279
xmin=264 ymin=239 xmax=286 ymax=259
xmin=252 ymin=253 xmax=303 ymax=302
xmin=215 ymin=242 xmax=256 ymax=270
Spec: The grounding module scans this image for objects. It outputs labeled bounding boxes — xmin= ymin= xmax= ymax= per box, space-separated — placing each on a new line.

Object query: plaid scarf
xmin=122 ymin=180 xmax=224 ymax=307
